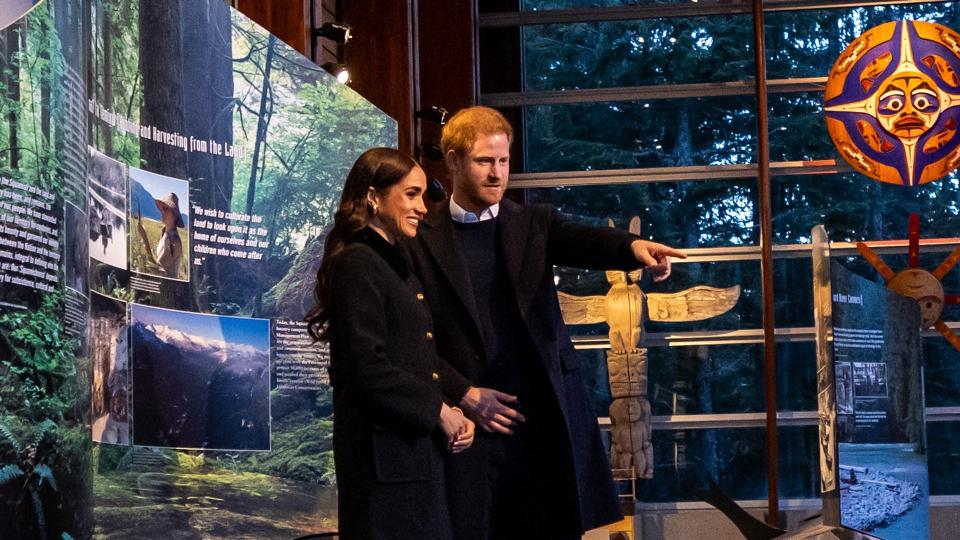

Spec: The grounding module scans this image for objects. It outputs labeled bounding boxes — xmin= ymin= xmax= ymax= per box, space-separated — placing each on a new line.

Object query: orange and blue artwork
xmin=825 ymin=20 xmax=960 ymax=186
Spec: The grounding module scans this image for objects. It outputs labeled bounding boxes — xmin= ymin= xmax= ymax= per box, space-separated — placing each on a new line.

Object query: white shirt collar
xmin=449 ymin=197 xmax=499 ymax=223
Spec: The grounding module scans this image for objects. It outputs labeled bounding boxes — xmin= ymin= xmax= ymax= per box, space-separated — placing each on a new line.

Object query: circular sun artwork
xmin=825 ymin=20 xmax=960 ymax=187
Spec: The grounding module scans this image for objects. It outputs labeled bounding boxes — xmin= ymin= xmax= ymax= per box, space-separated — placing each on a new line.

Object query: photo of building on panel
xmin=88 ymin=147 xmax=128 ymax=271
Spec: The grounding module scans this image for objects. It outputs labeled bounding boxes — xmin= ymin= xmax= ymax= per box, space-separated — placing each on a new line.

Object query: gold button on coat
xmin=416 ymin=293 xmax=425 ymax=301
xmin=425 ymin=331 xmax=434 ymax=340
xmin=431 ymin=372 xmax=439 ymax=381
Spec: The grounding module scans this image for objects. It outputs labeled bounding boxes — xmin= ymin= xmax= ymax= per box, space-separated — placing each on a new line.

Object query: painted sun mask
xmin=875 ymin=71 xmax=940 ymax=138
xmin=825 ymin=20 xmax=960 ymax=186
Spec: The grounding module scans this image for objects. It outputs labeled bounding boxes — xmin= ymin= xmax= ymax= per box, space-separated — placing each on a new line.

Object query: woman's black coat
xmin=326 ymin=228 xmax=468 ymax=540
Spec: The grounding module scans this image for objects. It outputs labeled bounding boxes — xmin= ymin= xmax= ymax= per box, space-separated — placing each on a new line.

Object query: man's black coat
xmin=405 ymin=198 xmax=640 ymax=536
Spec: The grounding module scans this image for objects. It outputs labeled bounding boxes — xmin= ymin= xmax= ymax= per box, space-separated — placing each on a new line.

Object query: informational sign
xmin=831 ymin=261 xmax=928 ymax=539
xmin=0 ymin=1 xmax=397 ymax=538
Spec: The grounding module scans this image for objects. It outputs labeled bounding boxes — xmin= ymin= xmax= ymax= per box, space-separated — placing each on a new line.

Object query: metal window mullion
xmin=636 ymin=494 xmax=960 ymax=512
xmin=571 ymin=327 xmax=814 ymax=348
xmin=479 ymin=0 xmax=952 ymax=27
xmin=664 ymin=238 xmax=960 ymax=264
xmin=509 ymin=159 xmax=858 ymax=188
xmin=571 ymin=321 xmax=960 ymax=348
xmin=480 ymin=2 xmax=752 ymax=27
xmin=481 ymin=77 xmax=826 ymax=107
xmin=517 ymin=10 xmax=529 ymax=176
xmin=593 ymin=406 xmax=960 ymax=431
xmin=553 ymin=236 xmax=960 ymax=265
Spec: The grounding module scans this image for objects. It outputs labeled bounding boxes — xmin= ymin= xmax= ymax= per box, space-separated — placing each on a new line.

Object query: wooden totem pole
xmin=558 ymin=217 xmax=740 ymax=479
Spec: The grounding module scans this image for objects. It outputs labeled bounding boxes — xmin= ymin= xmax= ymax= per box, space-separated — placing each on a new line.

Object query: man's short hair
xmin=440 ymin=106 xmax=514 ymax=156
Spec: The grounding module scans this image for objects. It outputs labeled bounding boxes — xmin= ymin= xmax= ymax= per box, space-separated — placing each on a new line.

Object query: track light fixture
xmin=415 ymin=106 xmax=449 ymax=125
xmin=314 ymin=22 xmax=352 ymax=44
xmin=321 ymin=62 xmax=350 ymax=84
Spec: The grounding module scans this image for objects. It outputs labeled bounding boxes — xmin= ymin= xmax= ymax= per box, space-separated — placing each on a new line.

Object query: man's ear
xmin=444 ymin=149 xmax=460 ymax=173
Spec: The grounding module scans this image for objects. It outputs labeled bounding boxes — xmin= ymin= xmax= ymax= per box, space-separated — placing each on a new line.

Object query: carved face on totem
xmin=825 ymin=20 xmax=960 ymax=186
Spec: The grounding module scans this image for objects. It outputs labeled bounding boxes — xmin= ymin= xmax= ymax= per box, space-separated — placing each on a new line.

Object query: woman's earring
xmin=370 ymin=203 xmax=379 ymax=216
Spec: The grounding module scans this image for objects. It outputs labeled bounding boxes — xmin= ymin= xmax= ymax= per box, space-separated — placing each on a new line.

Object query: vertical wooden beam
xmin=341 ymin=1 xmax=416 ymax=155
xmin=309 ymin=0 xmax=340 ymax=66
xmin=752 ymin=0 xmax=779 ymax=528
xmin=415 ymin=0 xmax=477 ymax=187
xmin=235 ymin=0 xmax=310 ymax=56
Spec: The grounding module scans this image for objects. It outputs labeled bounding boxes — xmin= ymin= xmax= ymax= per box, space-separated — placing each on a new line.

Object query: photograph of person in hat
xmin=129 ymin=167 xmax=190 ymax=281
xmin=152 ymin=192 xmax=185 ymax=277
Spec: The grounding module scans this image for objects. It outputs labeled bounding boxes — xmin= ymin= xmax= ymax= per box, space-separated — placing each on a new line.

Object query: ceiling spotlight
xmin=416 ymin=106 xmax=449 ymax=125
xmin=419 ymin=143 xmax=444 ymax=162
xmin=314 ymin=22 xmax=352 ymax=44
xmin=322 ymin=62 xmax=350 ymax=84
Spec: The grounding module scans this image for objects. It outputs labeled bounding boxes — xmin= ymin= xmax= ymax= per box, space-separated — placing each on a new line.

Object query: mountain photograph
xmin=131 ymin=304 xmax=270 ymax=450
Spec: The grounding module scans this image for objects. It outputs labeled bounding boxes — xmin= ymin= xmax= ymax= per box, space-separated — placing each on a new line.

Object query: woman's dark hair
xmin=306 ymin=147 xmax=419 ymax=341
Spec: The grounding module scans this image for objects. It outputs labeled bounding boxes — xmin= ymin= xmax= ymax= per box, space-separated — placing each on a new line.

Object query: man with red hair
xmin=406 ymin=106 xmax=685 ymax=539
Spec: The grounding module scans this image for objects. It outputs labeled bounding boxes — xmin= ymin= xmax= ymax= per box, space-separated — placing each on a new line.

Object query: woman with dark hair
xmin=306 ymin=147 xmax=474 ymax=539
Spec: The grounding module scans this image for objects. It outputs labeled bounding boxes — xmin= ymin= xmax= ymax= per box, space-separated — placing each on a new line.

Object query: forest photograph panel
xmin=87 ymin=0 xmax=397 ymax=536
xmin=0 ymin=2 xmax=94 ymax=538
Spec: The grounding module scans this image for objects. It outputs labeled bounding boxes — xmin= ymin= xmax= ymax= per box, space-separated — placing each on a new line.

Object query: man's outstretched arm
xmin=546 ymin=206 xmax=686 ymax=274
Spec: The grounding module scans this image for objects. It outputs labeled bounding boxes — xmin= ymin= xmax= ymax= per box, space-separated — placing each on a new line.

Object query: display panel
xmin=0 ymin=1 xmax=398 ymax=537
xmin=830 ymin=260 xmax=928 ymax=538
xmin=0 ymin=1 xmax=91 ymax=537
xmin=85 ymin=2 xmax=396 ymax=537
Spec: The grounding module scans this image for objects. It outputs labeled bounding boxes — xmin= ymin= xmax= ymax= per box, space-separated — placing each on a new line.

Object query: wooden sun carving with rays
xmin=856 ymin=213 xmax=960 ymax=351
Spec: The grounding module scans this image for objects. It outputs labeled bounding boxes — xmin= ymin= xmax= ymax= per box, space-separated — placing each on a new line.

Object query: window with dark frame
xmin=477 ymin=0 xmax=960 ymax=504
